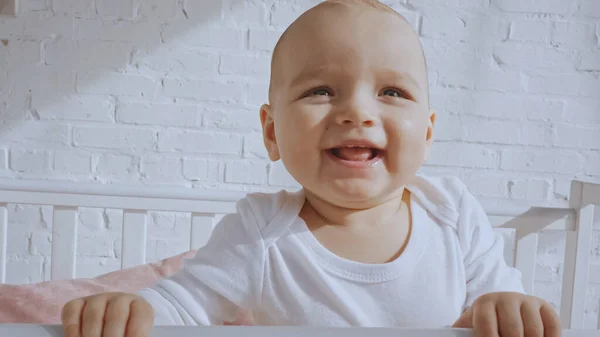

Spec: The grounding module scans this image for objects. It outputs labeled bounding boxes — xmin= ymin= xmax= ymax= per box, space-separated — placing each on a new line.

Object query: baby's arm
xmin=456 ymin=187 xmax=525 ymax=309
xmin=61 ymin=199 xmax=265 ymax=337
xmin=138 ymin=208 xmax=265 ymax=326
xmin=453 ymin=186 xmax=561 ymax=337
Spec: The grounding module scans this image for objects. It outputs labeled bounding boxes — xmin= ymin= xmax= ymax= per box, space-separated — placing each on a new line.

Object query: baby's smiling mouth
xmin=329 ymin=146 xmax=381 ymax=161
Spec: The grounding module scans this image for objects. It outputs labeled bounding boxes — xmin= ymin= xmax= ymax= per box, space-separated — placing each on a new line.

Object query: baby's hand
xmin=61 ymin=292 xmax=154 ymax=337
xmin=452 ymin=292 xmax=561 ymax=337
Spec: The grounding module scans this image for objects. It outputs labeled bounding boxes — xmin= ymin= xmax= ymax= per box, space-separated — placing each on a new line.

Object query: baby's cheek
xmin=389 ymin=118 xmax=429 ymax=169
xmin=397 ymin=119 xmax=415 ymax=134
xmin=395 ymin=117 xmax=428 ymax=148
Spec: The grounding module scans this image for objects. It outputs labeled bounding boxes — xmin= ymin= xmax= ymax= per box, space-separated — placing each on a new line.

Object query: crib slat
xmin=122 ymin=211 xmax=147 ymax=269
xmin=561 ymin=231 xmax=578 ymax=327
xmin=0 ymin=204 xmax=7 ymax=284
xmin=597 ymin=303 xmax=600 ymax=330
xmin=583 ymin=181 xmax=600 ymax=206
xmin=561 ymin=203 xmax=594 ymax=329
xmin=190 ymin=213 xmax=216 ymax=250
xmin=50 ymin=207 xmax=78 ymax=280
xmin=514 ymin=232 xmax=538 ymax=295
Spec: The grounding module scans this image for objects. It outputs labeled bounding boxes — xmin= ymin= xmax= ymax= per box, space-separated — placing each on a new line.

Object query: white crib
xmin=0 ymin=324 xmax=599 ymax=337
xmin=0 ymin=178 xmax=597 ymax=337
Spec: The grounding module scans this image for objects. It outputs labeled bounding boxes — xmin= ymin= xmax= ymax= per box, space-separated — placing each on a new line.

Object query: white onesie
xmin=137 ymin=175 xmax=524 ymax=327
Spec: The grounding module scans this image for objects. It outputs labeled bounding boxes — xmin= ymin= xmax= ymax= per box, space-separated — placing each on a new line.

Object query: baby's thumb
xmin=452 ymin=307 xmax=473 ymax=328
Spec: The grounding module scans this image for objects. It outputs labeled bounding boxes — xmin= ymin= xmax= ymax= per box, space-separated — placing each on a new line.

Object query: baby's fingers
xmin=102 ymin=296 xmax=131 ymax=337
xmin=497 ymin=299 xmax=524 ymax=337
xmin=473 ymin=301 xmax=499 ymax=337
xmin=520 ymin=302 xmax=543 ymax=337
xmin=62 ymin=298 xmax=85 ymax=337
xmin=125 ymin=298 xmax=154 ymax=337
xmin=540 ymin=303 xmax=561 ymax=337
xmin=81 ymin=297 xmax=108 ymax=337
xmin=452 ymin=307 xmax=473 ymax=328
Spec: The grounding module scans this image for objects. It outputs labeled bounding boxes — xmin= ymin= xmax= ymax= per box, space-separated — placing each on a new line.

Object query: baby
xmin=61 ymin=1 xmax=561 ymax=336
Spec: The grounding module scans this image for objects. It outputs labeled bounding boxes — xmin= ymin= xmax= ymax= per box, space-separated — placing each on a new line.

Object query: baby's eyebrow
xmin=287 ymin=66 xmax=423 ymax=92
xmin=288 ymin=65 xmax=337 ymax=89
xmin=378 ymin=69 xmax=422 ymax=91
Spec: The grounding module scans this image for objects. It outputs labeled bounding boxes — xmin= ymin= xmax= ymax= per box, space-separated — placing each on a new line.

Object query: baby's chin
xmin=319 ymin=178 xmax=403 ymax=208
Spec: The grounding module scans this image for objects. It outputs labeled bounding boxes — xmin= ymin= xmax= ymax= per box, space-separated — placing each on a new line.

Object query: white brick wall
xmin=0 ymin=0 xmax=599 ymax=327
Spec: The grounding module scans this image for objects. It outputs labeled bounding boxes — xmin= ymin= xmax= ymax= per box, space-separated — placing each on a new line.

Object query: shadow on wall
xmin=0 ymin=0 xmax=505 ymax=146
xmin=0 ymin=0 xmax=260 ymax=143
xmin=1 ymin=0 xmax=598 ymax=184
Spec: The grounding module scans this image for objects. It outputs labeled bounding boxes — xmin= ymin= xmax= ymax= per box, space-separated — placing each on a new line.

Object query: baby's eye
xmin=382 ymin=89 xmax=402 ymax=97
xmin=312 ymin=88 xmax=332 ymax=96
xmin=380 ymin=87 xmax=414 ymax=101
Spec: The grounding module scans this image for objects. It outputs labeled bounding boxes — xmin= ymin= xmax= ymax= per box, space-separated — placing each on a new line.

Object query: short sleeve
xmin=137 ymin=198 xmax=266 ymax=326
xmin=457 ymin=187 xmax=525 ymax=309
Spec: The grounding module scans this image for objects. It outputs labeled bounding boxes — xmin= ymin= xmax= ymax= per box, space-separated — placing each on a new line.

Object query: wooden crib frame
xmin=0 ymin=178 xmax=597 ymax=336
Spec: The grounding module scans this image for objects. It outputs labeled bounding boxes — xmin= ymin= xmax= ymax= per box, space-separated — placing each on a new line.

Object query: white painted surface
xmin=0 ymin=204 xmax=6 ymax=283
xmin=561 ymin=182 xmax=598 ymax=329
xmin=1 ymin=325 xmax=599 ymax=337
xmin=515 ymin=232 xmax=538 ymax=294
xmin=121 ymin=211 xmax=147 ymax=269
xmin=564 ymin=204 xmax=596 ymax=329
xmin=190 ymin=214 xmax=216 ymax=250
xmin=0 ymin=0 xmax=598 ymax=328
xmin=50 ymin=207 xmax=77 ymax=280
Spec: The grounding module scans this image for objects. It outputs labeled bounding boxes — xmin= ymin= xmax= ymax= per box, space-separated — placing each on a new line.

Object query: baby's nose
xmin=335 ymin=107 xmax=376 ymax=127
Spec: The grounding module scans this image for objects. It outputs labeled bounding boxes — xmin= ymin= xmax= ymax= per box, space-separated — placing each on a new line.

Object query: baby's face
xmin=261 ymin=5 xmax=435 ymax=208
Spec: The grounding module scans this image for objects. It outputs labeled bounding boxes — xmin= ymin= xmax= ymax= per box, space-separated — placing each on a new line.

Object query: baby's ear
xmin=423 ymin=109 xmax=436 ymax=159
xmin=259 ymin=104 xmax=281 ymax=161
xmin=427 ymin=109 xmax=436 ymax=141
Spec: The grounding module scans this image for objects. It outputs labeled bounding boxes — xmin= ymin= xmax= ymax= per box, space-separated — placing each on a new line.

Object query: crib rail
xmin=0 ymin=179 xmax=245 ymax=282
xmin=1 ymin=325 xmax=599 ymax=337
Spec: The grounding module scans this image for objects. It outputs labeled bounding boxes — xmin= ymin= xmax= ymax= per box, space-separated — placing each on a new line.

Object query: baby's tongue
xmin=335 ymin=147 xmax=372 ymax=161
